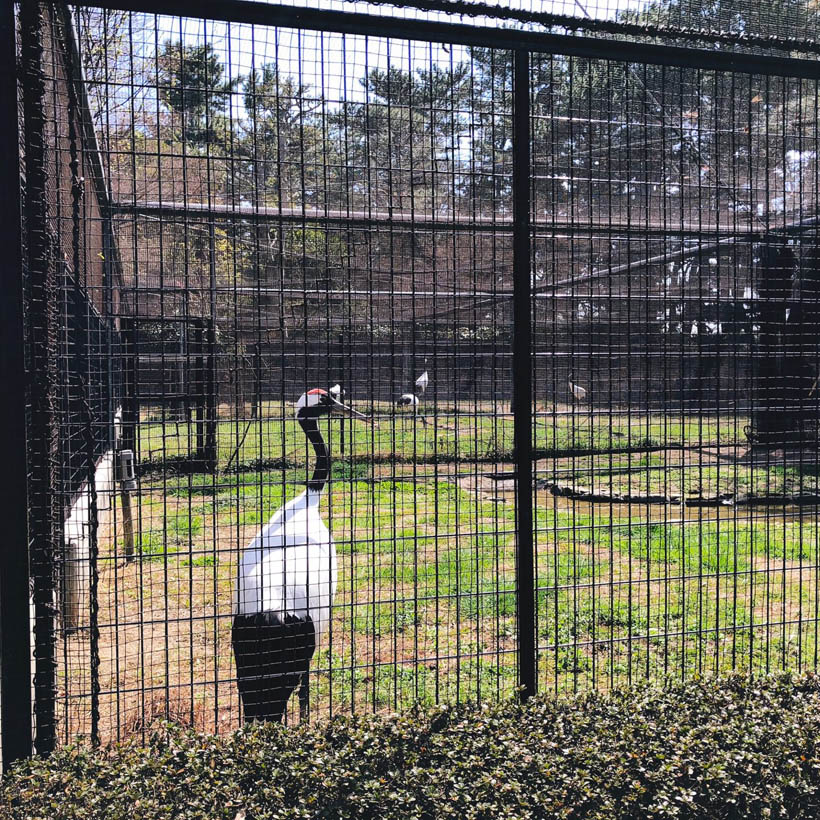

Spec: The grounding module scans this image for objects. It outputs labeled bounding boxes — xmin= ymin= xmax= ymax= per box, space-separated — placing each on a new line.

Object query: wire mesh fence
xmin=5 ymin=0 xmax=820 ymax=761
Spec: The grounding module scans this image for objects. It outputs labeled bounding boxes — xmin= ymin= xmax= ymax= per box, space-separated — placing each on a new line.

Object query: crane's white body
xmin=397 ymin=393 xmax=420 ymax=408
xmin=236 ymin=488 xmax=337 ymax=638
xmin=415 ymin=371 xmax=429 ymax=394
xmin=568 ymin=380 xmax=587 ymax=402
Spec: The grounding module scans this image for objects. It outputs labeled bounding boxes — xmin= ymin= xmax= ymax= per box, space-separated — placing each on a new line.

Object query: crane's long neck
xmin=298 ymin=416 xmax=329 ymax=493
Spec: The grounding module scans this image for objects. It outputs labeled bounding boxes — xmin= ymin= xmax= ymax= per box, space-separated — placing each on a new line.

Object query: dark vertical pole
xmin=21 ymin=0 xmax=57 ymax=757
xmin=120 ymin=318 xmax=137 ymax=454
xmin=337 ymin=331 xmax=345 ymax=456
xmin=194 ymin=321 xmax=205 ymax=458
xmin=512 ymin=49 xmax=535 ymax=701
xmin=119 ymin=318 xmax=137 ymax=564
xmin=253 ymin=341 xmax=262 ymax=420
xmin=206 ymin=224 xmax=218 ymax=472
xmin=0 ymin=0 xmax=34 ymax=770
xmin=205 ymin=318 xmax=217 ymax=472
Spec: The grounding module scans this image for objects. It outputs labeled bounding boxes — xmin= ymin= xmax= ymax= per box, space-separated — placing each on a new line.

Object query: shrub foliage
xmin=3 ymin=675 xmax=820 ymax=819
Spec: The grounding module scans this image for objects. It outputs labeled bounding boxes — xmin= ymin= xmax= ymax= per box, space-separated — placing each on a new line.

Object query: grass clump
xmin=4 ymin=674 xmax=820 ymax=819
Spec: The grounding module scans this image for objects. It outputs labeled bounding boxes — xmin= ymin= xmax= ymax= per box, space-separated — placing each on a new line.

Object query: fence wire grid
xmin=5 ymin=0 xmax=820 ymax=760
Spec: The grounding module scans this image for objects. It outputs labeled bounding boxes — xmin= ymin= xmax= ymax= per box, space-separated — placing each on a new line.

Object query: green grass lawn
xmin=136 ymin=402 xmax=739 ymax=470
xmin=75 ymin=407 xmax=820 ymax=738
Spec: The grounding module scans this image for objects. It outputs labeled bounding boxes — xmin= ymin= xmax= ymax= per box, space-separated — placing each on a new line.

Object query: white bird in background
xmin=568 ymin=372 xmax=587 ymax=403
xmin=396 ymin=367 xmax=429 ymax=427
xmin=396 ymin=392 xmax=420 ymax=409
xmin=415 ymin=370 xmax=429 ymax=395
xmin=233 ymin=387 xmax=367 ymax=723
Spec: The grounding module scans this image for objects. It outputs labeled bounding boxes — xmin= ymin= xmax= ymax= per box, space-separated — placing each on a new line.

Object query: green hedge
xmin=4 ymin=675 xmax=820 ymax=819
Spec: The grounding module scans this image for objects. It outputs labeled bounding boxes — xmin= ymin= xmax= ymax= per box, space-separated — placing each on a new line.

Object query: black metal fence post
xmin=512 ymin=48 xmax=536 ymax=701
xmin=119 ymin=317 xmax=138 ymax=563
xmin=120 ymin=318 xmax=138 ymax=454
xmin=194 ymin=321 xmax=206 ymax=458
xmin=20 ymin=0 xmax=58 ymax=757
xmin=204 ymin=318 xmax=218 ymax=472
xmin=205 ymin=223 xmax=218 ymax=472
xmin=0 ymin=0 xmax=33 ymax=771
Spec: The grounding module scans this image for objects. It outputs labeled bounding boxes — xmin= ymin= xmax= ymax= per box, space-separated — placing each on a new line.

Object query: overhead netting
xmin=251 ymin=0 xmax=820 ymax=55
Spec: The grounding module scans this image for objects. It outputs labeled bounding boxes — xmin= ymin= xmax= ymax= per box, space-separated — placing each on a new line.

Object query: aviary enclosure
xmin=3 ymin=0 xmax=820 ymax=763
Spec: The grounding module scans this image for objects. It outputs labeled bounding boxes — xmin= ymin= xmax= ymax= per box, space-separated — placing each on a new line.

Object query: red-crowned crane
xmin=232 ymin=387 xmax=366 ymax=723
xmin=568 ymin=372 xmax=587 ymax=403
xmin=396 ymin=369 xmax=430 ymax=428
xmin=396 ymin=392 xmax=420 ymax=409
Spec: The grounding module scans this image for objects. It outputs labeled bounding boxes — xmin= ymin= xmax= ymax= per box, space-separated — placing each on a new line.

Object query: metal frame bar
xmin=71 ymin=0 xmax=820 ymax=79
xmin=512 ymin=49 xmax=535 ymax=700
xmin=0 ymin=0 xmax=33 ymax=771
xmin=110 ymin=200 xmax=777 ymax=237
xmin=229 ymin=0 xmax=820 ymax=57
xmin=22 ymin=0 xmax=58 ymax=758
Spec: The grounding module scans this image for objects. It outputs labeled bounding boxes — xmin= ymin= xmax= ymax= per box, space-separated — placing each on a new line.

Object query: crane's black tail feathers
xmin=232 ymin=611 xmax=316 ymax=723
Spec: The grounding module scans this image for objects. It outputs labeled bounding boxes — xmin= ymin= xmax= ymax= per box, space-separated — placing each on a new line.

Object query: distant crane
xmin=415 ymin=370 xmax=429 ymax=395
xmin=233 ymin=387 xmax=367 ymax=723
xmin=568 ymin=372 xmax=587 ymax=403
xmin=396 ymin=367 xmax=429 ymax=428
xmin=396 ymin=392 xmax=420 ymax=410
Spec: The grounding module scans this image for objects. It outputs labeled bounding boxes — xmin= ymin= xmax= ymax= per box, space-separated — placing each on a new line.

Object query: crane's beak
xmin=330 ymin=395 xmax=369 ymax=420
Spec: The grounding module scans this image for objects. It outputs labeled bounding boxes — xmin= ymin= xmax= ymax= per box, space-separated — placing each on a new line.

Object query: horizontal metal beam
xmin=240 ymin=0 xmax=820 ymax=58
xmin=536 ymin=213 xmax=820 ymax=292
xmin=114 ymin=200 xmax=513 ymax=232
xmin=112 ymin=200 xmax=766 ymax=238
xmin=119 ymin=285 xmax=814 ymax=302
xmin=73 ymin=0 xmax=820 ymax=79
